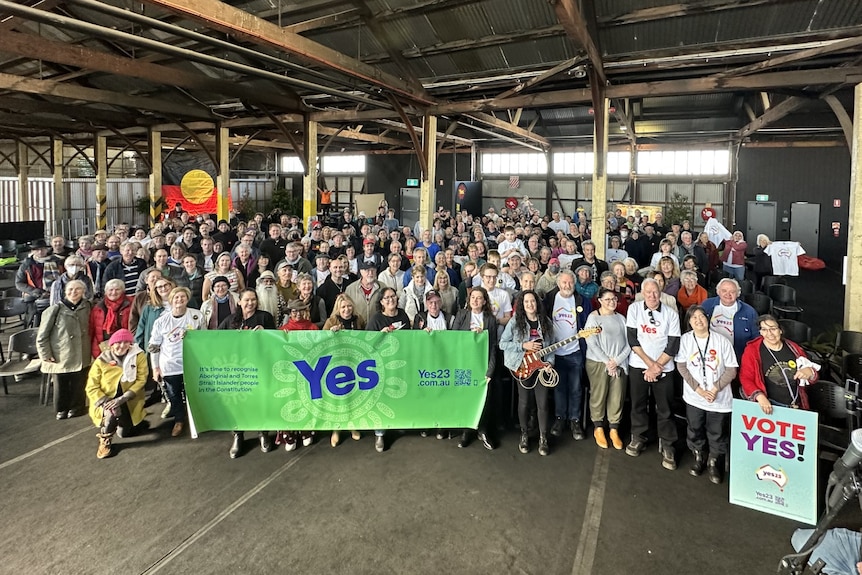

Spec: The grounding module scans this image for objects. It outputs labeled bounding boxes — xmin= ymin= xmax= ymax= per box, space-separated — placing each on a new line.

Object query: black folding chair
xmin=769 ymin=284 xmax=803 ymax=320
xmin=742 ymin=293 xmax=772 ymax=316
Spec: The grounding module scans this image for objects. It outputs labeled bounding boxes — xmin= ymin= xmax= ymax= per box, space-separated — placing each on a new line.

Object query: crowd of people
xmin=19 ymin=202 xmax=819 ymax=476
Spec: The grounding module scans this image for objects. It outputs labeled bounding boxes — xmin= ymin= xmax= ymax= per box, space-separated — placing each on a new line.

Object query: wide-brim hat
xmin=286 ymin=299 xmax=309 ymax=311
xmin=29 ymin=239 xmax=48 ymax=249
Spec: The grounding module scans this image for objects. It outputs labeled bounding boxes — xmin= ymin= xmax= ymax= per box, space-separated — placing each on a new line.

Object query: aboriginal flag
xmin=162 ymin=151 xmax=233 ymax=216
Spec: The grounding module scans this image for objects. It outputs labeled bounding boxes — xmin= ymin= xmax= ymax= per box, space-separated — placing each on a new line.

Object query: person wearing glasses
xmin=675 ymin=305 xmax=738 ymax=484
xmin=584 ymin=288 xmax=631 ymax=450
xmin=740 ymin=314 xmax=820 ymax=414
xmin=478 ymin=263 xmax=513 ymax=326
xmin=701 ymin=278 xmax=759 ymax=362
xmin=366 ymin=286 xmax=412 ymax=453
xmin=625 ymin=278 xmax=681 ymax=470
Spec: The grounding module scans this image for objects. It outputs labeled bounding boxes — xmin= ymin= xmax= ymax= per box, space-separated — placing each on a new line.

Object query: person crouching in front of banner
xmin=323 ymin=294 xmax=366 ymax=447
xmin=499 ymin=290 xmax=553 ymax=455
xmin=452 ymin=286 xmax=498 ymax=450
xmin=675 ymin=305 xmax=738 ymax=484
xmin=276 ymin=299 xmax=318 ymax=452
xmin=366 ymin=287 xmax=412 ymax=453
xmin=85 ymin=329 xmax=148 ymax=459
xmin=220 ymin=289 xmax=276 ymax=459
xmin=148 ymin=287 xmax=206 ymax=438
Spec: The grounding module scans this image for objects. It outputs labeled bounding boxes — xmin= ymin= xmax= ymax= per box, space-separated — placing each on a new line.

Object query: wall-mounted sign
xmin=834 ymin=199 xmax=841 ymax=208
xmin=755 ymin=194 xmax=769 ymax=201
xmin=406 ymin=178 xmax=419 ymax=187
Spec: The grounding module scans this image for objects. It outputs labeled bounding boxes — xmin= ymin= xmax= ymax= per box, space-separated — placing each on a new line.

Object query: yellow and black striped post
xmin=149 ymin=130 xmax=164 ymax=226
xmin=95 ymin=135 xmax=107 ymax=230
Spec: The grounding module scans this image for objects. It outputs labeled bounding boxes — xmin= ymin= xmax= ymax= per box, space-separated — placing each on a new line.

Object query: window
xmin=281 ymin=155 xmax=304 ymax=173
xmin=552 ymin=151 xmax=630 ymax=175
xmin=321 ymin=155 xmax=366 ymax=174
xmin=636 ymin=149 xmax=730 ymax=176
xmin=481 ymin=152 xmax=548 ymax=175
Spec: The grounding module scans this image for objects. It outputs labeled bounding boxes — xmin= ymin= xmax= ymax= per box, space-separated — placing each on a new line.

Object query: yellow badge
xmin=788 ymin=360 xmax=796 ymax=369
xmin=576 ymin=306 xmax=583 ymax=313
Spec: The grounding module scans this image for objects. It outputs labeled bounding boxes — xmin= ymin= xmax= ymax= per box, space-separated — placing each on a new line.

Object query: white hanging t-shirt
xmin=765 ymin=241 xmax=805 ymax=276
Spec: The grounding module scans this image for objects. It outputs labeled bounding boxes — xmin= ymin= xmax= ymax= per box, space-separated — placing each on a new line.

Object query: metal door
xmin=747 ymin=201 xmax=776 ymax=244
xmin=400 ymin=187 xmax=420 ymax=230
xmin=790 ymin=202 xmax=820 ymax=257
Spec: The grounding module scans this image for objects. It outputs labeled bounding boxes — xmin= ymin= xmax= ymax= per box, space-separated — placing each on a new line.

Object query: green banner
xmin=183 ymin=330 xmax=489 ymax=433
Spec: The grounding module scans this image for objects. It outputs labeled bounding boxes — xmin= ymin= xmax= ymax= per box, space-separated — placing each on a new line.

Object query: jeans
xmin=722 ymin=263 xmax=745 ymax=281
xmin=791 ymin=528 xmax=861 ymax=575
xmin=685 ymin=404 xmax=729 ymax=455
xmin=517 ymin=375 xmax=550 ymax=435
xmin=162 ymin=374 xmax=186 ymax=423
xmin=53 ymin=370 xmax=87 ymax=414
xmin=101 ymin=403 xmax=133 ymax=435
xmin=554 ymin=352 xmax=584 ymax=422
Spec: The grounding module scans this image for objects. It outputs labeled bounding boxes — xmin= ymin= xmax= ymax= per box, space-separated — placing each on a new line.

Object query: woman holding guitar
xmin=499 ymin=290 xmax=555 ymax=456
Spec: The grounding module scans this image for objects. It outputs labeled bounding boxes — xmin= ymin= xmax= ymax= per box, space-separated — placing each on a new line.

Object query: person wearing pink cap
xmin=85 ymin=328 xmax=149 ymax=459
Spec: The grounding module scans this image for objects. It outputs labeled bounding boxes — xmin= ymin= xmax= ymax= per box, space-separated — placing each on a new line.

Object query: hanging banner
xmin=183 ymin=330 xmax=489 ymax=433
xmin=729 ymin=399 xmax=818 ymax=525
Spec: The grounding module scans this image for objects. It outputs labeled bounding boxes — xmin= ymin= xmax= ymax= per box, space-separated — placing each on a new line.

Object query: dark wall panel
xmin=367 ymin=152 xmax=472 ymax=217
xmin=736 ymin=146 xmax=850 ymax=270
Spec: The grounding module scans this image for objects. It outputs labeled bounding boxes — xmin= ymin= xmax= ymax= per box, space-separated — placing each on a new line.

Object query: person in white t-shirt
xmin=625 ymin=278 xmax=681 ymax=470
xmin=675 ymin=305 xmax=738 ymax=484
xmin=548 ymin=211 xmax=569 ymax=235
xmin=148 ymin=286 xmax=207 ymax=438
xmin=479 ymin=263 xmax=512 ymax=327
xmin=496 ymin=226 xmax=527 ymax=267
xmin=701 ymin=278 xmax=759 ymax=361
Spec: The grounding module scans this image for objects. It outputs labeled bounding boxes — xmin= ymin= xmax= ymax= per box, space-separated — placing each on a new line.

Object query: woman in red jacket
xmin=739 ymin=314 xmax=820 ymax=414
xmin=89 ymin=278 xmax=132 ymax=358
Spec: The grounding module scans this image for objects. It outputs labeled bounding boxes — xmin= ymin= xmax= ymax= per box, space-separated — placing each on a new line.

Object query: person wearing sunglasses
xmin=625 ymin=278 xmax=681 ymax=470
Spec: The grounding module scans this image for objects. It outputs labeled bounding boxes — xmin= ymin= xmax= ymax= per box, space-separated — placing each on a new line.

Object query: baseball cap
xmin=549 ymin=257 xmax=560 ymax=265
xmin=358 ymin=259 xmax=377 ymax=271
xmin=312 ymin=222 xmax=322 ymax=230
xmin=363 ymin=238 xmax=375 ymax=245
xmin=425 ymin=289 xmax=441 ymax=300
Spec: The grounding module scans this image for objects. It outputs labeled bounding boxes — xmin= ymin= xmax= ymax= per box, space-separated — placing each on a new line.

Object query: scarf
xmin=283 ymin=318 xmax=318 ymax=331
xmin=62 ymin=296 xmax=82 ymax=311
xmin=103 ymin=296 xmax=126 ymax=335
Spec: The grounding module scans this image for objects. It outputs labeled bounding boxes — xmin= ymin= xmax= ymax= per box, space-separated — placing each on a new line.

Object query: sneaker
xmin=160 ymin=404 xmax=172 ymax=419
xmin=550 ymin=418 xmax=565 ymax=437
xmin=420 ymin=430 xmax=429 ymax=437
xmin=659 ymin=440 xmax=677 ymax=471
xmin=436 ymin=431 xmax=446 ymax=440
xmin=374 ymin=435 xmax=385 ymax=453
xmin=593 ymin=427 xmax=608 ymax=449
xmin=570 ymin=419 xmax=585 ymax=441
xmin=284 ymin=432 xmax=297 ymax=452
xmin=518 ymin=430 xmax=529 ymax=454
xmin=301 ymin=432 xmax=314 ymax=447
xmin=609 ymin=428 xmax=624 ymax=450
xmin=625 ymin=438 xmax=645 ymax=457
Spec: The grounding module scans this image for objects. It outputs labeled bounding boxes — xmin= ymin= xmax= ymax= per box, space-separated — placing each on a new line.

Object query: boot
xmin=518 ymin=429 xmax=529 ymax=454
xmin=594 ymin=427 xmax=608 ymax=449
xmin=689 ymin=450 xmax=705 ymax=476
xmin=97 ymin=432 xmax=113 ymax=459
xmin=259 ymin=432 xmax=272 ymax=453
xmin=707 ymin=456 xmax=724 ymax=484
xmin=230 ymin=432 xmax=244 ymax=459
xmin=538 ymin=433 xmax=549 ymax=456
xmin=609 ymin=428 xmax=624 ymax=450
xmin=570 ymin=419 xmax=585 ymax=441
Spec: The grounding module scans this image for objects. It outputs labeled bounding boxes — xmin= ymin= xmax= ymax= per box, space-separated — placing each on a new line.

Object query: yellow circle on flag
xmin=180 ymin=170 xmax=215 ymax=205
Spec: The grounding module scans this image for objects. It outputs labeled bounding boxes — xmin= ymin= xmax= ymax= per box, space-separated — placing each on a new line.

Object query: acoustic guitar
xmin=510 ymin=327 xmax=602 ymax=382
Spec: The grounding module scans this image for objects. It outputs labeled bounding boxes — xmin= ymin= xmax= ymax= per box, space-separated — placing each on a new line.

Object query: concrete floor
xmin=1 ymin=374 xmax=813 ymax=575
xmin=0 ymin=267 xmax=853 ymax=575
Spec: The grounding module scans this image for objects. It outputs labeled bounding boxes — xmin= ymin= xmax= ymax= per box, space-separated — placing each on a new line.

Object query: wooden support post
xmin=149 ymin=130 xmax=163 ymax=226
xmin=17 ymin=141 xmax=29 ymax=223
xmin=419 ymin=114 xmax=437 ymax=232
xmin=591 ymin=94 xmax=609 ymax=257
xmin=845 ymin=84 xmax=862 ymax=330
xmin=52 ymin=139 xmax=64 ymax=237
xmin=216 ymin=125 xmax=230 ymax=222
xmin=95 ymin=135 xmax=107 ymax=230
xmin=303 ymin=118 xmax=319 ymax=223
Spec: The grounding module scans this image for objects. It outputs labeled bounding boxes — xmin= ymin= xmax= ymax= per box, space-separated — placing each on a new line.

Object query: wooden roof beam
xmin=598 ymin=0 xmax=795 ymax=27
xmin=737 ymin=95 xmax=808 ymax=140
xmin=0 ymin=30 xmax=301 ymax=111
xmin=496 ymin=57 xmax=586 ymax=100
xmin=553 ymin=0 xmax=607 ymax=86
xmin=0 ymin=72 xmax=214 ymax=120
xmin=140 ymin=0 xmax=433 ymax=104
xmin=464 ymin=112 xmax=550 ymax=149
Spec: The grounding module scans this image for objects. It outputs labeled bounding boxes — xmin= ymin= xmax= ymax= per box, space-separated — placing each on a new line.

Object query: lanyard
xmin=764 ymin=343 xmax=799 ymax=406
xmin=695 ymin=334 xmax=711 ymax=388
